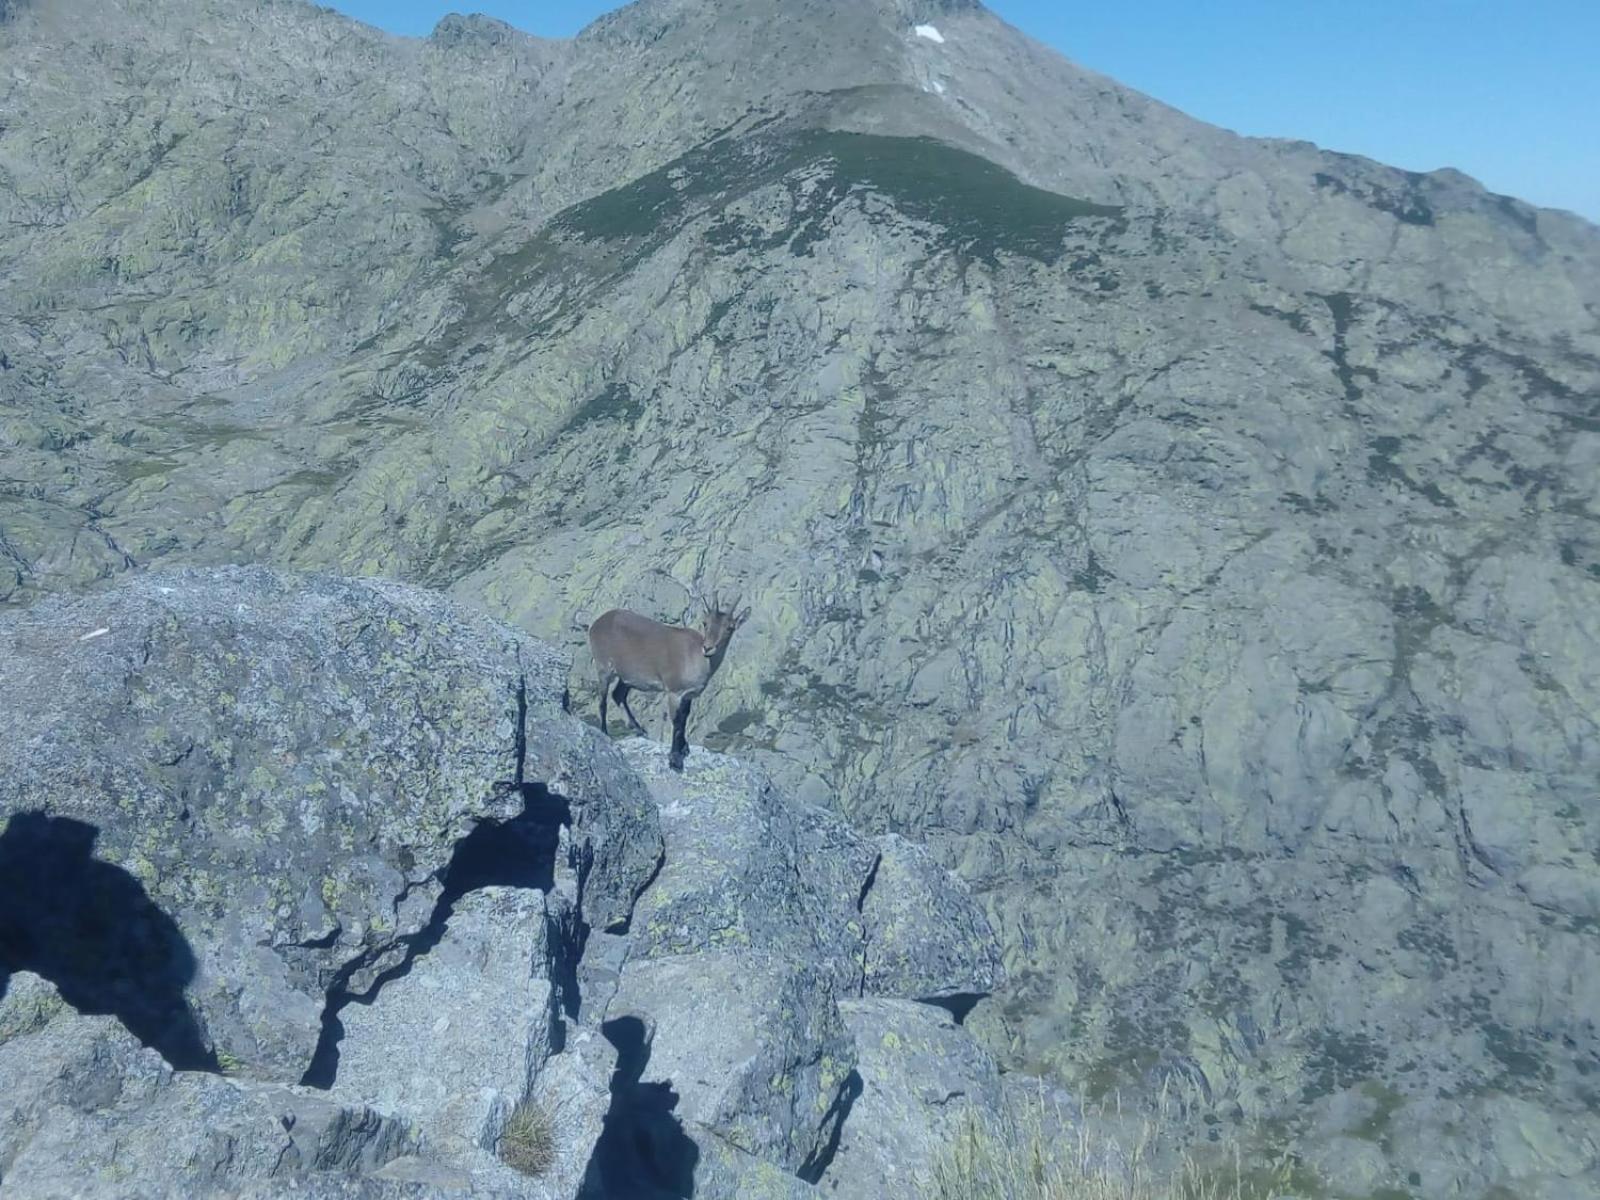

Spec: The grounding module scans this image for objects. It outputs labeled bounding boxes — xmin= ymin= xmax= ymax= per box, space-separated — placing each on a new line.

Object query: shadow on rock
xmin=301 ymin=782 xmax=572 ymax=1089
xmin=799 ymin=1067 xmax=863 ymax=1184
xmin=0 ymin=811 xmax=216 ymax=1070
xmin=447 ymin=783 xmax=568 ymax=896
xmin=580 ymin=1015 xmax=699 ymax=1199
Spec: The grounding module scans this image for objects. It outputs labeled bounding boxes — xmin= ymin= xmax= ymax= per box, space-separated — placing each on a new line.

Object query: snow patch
xmin=914 ymin=24 xmax=945 ymax=44
xmin=78 ymin=627 xmax=110 ymax=642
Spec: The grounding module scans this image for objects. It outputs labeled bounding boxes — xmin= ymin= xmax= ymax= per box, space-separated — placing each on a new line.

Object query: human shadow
xmin=0 ymin=811 xmax=216 ymax=1070
xmin=579 ymin=1015 xmax=700 ymax=1198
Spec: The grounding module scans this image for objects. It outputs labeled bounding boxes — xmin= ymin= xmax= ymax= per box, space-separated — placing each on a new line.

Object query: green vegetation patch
xmin=553 ymin=135 xmax=780 ymax=243
xmin=552 ymin=127 xmax=1119 ymax=266
xmin=568 ymin=382 xmax=644 ymax=430
xmin=796 ymin=131 xmax=1119 ymax=265
xmin=1314 ymin=170 xmax=1434 ymax=227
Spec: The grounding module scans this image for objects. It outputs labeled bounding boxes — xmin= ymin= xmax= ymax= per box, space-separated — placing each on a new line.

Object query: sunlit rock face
xmin=0 ymin=566 xmax=1012 ymax=1198
xmin=2 ymin=0 xmax=1598 ymax=1194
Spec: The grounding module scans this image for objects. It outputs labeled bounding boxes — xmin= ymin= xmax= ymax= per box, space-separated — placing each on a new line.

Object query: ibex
xmin=587 ymin=592 xmax=750 ymax=771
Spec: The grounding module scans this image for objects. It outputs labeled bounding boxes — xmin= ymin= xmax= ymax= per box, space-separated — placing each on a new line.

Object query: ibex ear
xmin=735 ymin=607 xmax=751 ymax=626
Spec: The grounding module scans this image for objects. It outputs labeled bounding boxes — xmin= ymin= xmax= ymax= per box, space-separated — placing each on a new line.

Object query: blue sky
xmin=326 ymin=0 xmax=1599 ymax=222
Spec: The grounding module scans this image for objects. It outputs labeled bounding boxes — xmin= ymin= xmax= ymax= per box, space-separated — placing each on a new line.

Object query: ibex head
xmin=697 ymin=591 xmax=749 ymax=657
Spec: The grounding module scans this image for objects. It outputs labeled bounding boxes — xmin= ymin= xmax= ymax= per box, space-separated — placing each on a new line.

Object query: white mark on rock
xmin=159 ymin=587 xmax=174 ymax=594
xmin=79 ymin=627 xmax=110 ymax=642
xmin=914 ymin=24 xmax=945 ymax=43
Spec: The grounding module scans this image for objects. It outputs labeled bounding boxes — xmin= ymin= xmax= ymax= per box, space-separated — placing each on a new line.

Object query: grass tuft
xmin=498 ymin=1096 xmax=558 ymax=1178
xmin=920 ymin=1089 xmax=1294 ymax=1200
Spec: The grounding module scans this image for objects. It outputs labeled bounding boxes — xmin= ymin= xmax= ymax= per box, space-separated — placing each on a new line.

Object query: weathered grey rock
xmin=688 ymin=1124 xmax=819 ymax=1200
xmin=4 ymin=0 xmax=1599 ymax=1190
xmin=0 ymin=974 xmax=163 ymax=1184
xmin=791 ymin=799 xmax=887 ymax=964
xmin=362 ymin=1146 xmax=577 ymax=1200
xmin=819 ymin=997 xmax=1008 ymax=1200
xmin=0 ymin=567 xmax=561 ymax=1078
xmin=0 ymin=566 xmax=661 ymax=1084
xmin=862 ymin=834 xmax=1005 ymax=1001
xmin=525 ymin=1024 xmax=617 ymax=1198
xmin=526 ymin=716 xmax=666 ymax=936
xmin=573 ymin=929 xmax=631 ymax=1025
xmin=1382 ymin=1093 xmax=1600 ymax=1200
xmin=606 ymin=950 xmax=857 ymax=1175
xmin=231 ymin=1164 xmax=553 ymax=1200
xmin=335 ymin=887 xmax=556 ymax=1155
xmin=0 ymin=567 xmax=1017 ymax=1199
xmin=589 ymin=742 xmax=1015 ymax=1194
xmin=619 ymin=739 xmax=874 ymax=993
xmin=0 ymin=970 xmax=68 ymax=1044
xmin=0 ymin=973 xmax=416 ymax=1199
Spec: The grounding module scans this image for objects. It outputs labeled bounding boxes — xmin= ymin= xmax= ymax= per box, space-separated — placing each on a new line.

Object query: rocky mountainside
xmin=2 ymin=0 xmax=1598 ymax=1195
xmin=0 ymin=567 xmax=1027 ymax=1198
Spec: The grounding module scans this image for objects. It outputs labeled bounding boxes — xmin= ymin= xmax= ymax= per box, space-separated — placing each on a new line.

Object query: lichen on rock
xmin=0 ymin=567 xmax=1016 ymax=1198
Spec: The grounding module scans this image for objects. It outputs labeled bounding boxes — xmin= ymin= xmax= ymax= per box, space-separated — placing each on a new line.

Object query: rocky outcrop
xmin=5 ymin=1 xmax=1596 ymax=1191
xmin=820 ymin=998 xmax=1006 ymax=1199
xmin=616 ymin=744 xmax=1001 ymax=1004
xmin=0 ymin=973 xmax=418 ymax=1197
xmin=0 ymin=568 xmax=1017 ymax=1198
xmin=575 ymin=736 xmax=1011 ymax=1197
xmin=608 ymin=951 xmax=853 ymax=1176
xmin=335 ymin=888 xmax=557 ymax=1155
xmin=860 ymin=833 xmax=1004 ymax=1004
xmin=0 ymin=566 xmax=660 ymax=1082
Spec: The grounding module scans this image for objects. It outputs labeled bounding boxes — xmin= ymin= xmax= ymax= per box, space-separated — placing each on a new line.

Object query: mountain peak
xmin=577 ymin=0 xmax=985 ymax=43
xmin=429 ymin=12 xmax=520 ymax=44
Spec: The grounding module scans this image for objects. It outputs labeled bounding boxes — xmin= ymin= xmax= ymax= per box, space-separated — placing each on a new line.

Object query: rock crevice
xmin=0 ymin=568 xmax=1014 ymax=1199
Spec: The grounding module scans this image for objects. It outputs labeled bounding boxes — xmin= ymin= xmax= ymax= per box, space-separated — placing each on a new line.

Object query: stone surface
xmin=526 ymin=1024 xmax=616 ymax=1198
xmin=820 ymin=997 xmax=1008 ymax=1200
xmin=861 ymin=833 xmax=1005 ymax=1002
xmin=335 ymin=887 xmax=556 ymax=1154
xmin=688 ymin=1125 xmax=820 ymax=1200
xmin=617 ymin=738 xmax=1005 ymax=1010
xmin=619 ymin=739 xmax=874 ymax=994
xmin=606 ymin=950 xmax=857 ymax=1175
xmin=0 ymin=973 xmax=417 ymax=1198
xmin=0 ymin=568 xmax=1017 ymax=1199
xmin=0 ymin=566 xmax=660 ymax=1082
xmin=3 ymin=0 xmax=1598 ymax=1189
xmin=525 ymin=716 xmax=666 ymax=936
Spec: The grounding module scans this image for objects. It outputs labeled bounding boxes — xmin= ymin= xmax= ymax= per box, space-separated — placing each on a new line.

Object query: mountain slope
xmin=3 ymin=0 xmax=1599 ymax=1194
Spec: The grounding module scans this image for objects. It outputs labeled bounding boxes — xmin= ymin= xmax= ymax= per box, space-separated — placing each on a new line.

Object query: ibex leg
xmin=669 ymin=694 xmax=693 ymax=772
xmin=613 ymin=682 xmax=648 ymax=735
xmin=596 ymin=669 xmax=613 ymax=736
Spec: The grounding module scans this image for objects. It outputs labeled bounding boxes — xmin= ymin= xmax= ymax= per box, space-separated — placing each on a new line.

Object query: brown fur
xmin=587 ymin=596 xmax=749 ymax=771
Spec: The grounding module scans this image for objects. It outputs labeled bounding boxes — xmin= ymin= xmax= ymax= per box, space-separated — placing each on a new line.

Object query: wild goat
xmin=587 ymin=593 xmax=749 ymax=771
